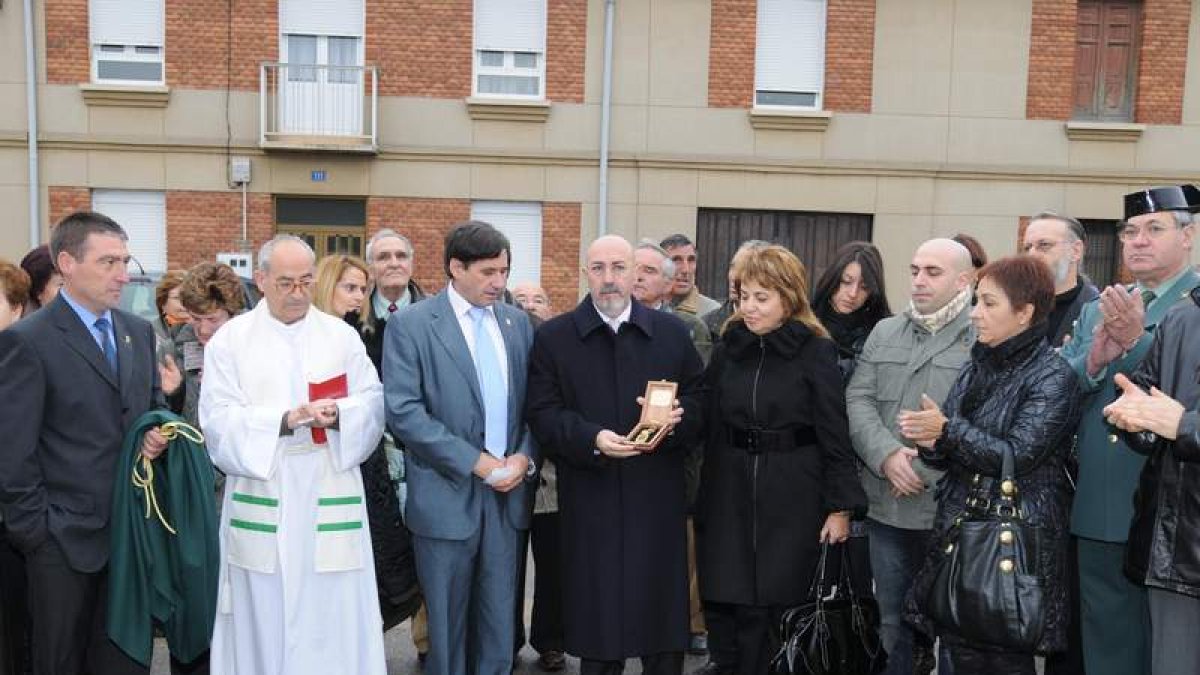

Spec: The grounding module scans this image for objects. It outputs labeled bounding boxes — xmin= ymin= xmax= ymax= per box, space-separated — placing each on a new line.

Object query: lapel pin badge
xmin=505 ymin=318 xmax=512 ymax=326
xmin=123 ymin=335 xmax=131 ymax=345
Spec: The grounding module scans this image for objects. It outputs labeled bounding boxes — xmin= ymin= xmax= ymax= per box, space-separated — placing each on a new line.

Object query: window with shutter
xmin=92 ymin=190 xmax=167 ymax=273
xmin=754 ymin=0 xmax=827 ymax=110
xmin=470 ymin=202 xmax=542 ymax=284
xmin=1073 ymin=0 xmax=1140 ymax=121
xmin=473 ymin=0 xmax=547 ymax=99
xmin=89 ymin=0 xmax=164 ymax=84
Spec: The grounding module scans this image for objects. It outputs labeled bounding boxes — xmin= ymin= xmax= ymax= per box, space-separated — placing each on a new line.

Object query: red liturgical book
xmin=308 ymin=373 xmax=348 ymax=444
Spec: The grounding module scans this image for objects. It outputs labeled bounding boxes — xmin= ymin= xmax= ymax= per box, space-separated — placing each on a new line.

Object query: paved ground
xmin=149 ymin=549 xmax=712 ymax=674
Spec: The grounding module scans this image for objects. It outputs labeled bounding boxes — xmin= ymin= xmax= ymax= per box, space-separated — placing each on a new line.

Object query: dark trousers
xmin=579 ymin=651 xmax=683 ymax=675
xmin=1044 ymin=535 xmax=1084 ymax=675
xmin=0 ymin=526 xmax=29 ymax=675
xmin=529 ymin=513 xmax=564 ymax=654
xmin=702 ymin=602 xmax=778 ymax=674
xmin=947 ymin=645 xmax=1034 ymax=675
xmin=26 ymin=540 xmax=145 ymax=675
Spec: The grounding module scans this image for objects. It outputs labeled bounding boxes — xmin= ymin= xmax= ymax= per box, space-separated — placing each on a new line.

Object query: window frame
xmin=473 ymin=49 xmax=545 ymax=100
xmin=752 ymin=0 xmax=827 ymax=112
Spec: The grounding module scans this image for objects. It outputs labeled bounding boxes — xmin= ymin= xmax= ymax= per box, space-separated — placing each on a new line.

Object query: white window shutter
xmin=471 ymin=201 xmax=542 ymax=285
xmin=755 ymin=0 xmax=826 ymax=96
xmin=92 ymin=190 xmax=167 ymax=274
xmin=475 ymin=0 xmax=546 ymax=52
xmin=90 ymin=0 xmax=163 ymax=46
xmin=280 ymin=0 xmax=364 ymax=37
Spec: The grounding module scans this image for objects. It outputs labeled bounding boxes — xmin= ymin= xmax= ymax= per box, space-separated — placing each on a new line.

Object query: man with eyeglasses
xmin=199 ymin=234 xmax=388 ymax=674
xmin=1021 ymin=212 xmax=1097 ymax=675
xmin=1022 ymin=212 xmax=1099 ymax=347
xmin=1058 ymin=185 xmax=1200 ymax=675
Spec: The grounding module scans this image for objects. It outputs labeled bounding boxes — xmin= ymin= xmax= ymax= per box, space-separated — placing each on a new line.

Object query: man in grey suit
xmin=384 ymin=220 xmax=536 ymax=675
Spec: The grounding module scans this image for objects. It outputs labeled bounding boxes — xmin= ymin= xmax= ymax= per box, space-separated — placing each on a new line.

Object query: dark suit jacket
xmin=0 ymin=295 xmax=161 ymax=573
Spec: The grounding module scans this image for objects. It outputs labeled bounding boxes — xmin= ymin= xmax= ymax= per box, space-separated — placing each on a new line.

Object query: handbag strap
xmin=807 ymin=542 xmax=832 ymax=601
xmin=963 ymin=443 xmax=1025 ymax=521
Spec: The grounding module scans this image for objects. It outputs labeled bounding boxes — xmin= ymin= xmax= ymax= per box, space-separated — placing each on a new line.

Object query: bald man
xmin=846 ymin=238 xmax=976 ymax=675
xmin=526 ymin=235 xmax=705 ymax=675
xmin=511 ymin=282 xmax=553 ymax=322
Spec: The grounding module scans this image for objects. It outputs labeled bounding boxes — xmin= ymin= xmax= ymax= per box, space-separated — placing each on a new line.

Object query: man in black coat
xmin=1022 ymin=211 xmax=1100 ymax=348
xmin=1106 ymin=286 xmax=1200 ymax=675
xmin=0 ymin=212 xmax=165 ymax=675
xmin=362 ymin=228 xmax=427 ymax=371
xmin=526 ymin=235 xmax=705 ymax=675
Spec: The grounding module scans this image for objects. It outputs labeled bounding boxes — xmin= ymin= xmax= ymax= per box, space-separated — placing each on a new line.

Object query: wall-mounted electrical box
xmin=230 ymin=156 xmax=252 ymax=185
xmin=217 ymin=252 xmax=253 ymax=275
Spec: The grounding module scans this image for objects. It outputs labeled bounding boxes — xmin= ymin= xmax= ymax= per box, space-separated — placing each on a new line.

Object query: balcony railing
xmin=260 ymin=62 xmax=378 ymax=153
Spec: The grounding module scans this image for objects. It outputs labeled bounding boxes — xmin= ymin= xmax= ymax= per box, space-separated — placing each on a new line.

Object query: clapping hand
xmin=1104 ymin=373 xmax=1185 ymax=439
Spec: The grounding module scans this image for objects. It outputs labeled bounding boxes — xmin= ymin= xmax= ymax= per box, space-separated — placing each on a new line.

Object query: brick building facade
xmin=7 ymin=0 xmax=1200 ymax=311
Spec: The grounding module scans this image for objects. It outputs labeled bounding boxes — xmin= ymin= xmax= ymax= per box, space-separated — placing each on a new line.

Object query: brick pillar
xmin=167 ymin=0 xmax=277 ymax=90
xmin=1026 ymin=0 xmax=1076 ymax=121
xmin=45 ymin=0 xmax=90 ymax=84
xmin=48 ymin=187 xmax=93 ymax=226
xmin=542 ymin=202 xmax=582 ymax=312
xmin=546 ymin=0 xmax=587 ymax=102
xmin=366 ymin=197 xmax=472 ymax=293
xmin=368 ymin=1 xmax=472 ymax=98
xmin=823 ymin=0 xmax=875 ymax=113
xmin=1135 ymin=0 xmax=1190 ymax=125
xmin=165 ymin=191 xmax=274 ymax=270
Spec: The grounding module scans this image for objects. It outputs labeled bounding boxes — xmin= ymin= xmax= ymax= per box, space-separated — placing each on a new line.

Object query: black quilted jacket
xmin=905 ymin=323 xmax=1082 ymax=654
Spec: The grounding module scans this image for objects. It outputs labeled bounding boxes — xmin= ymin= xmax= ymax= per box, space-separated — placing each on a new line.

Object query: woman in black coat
xmin=900 ymin=256 xmax=1081 ymax=674
xmin=696 ymin=245 xmax=868 ymax=675
xmin=811 ymin=240 xmax=892 ymax=383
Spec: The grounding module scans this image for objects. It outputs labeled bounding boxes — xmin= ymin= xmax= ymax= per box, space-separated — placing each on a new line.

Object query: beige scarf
xmin=908 ymin=288 xmax=972 ymax=335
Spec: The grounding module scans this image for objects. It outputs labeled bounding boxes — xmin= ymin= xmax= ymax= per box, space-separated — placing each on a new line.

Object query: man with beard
xmin=1021 ymin=212 xmax=1096 ymax=675
xmin=526 ymin=235 xmax=704 ymax=675
xmin=1023 ymin=212 xmax=1099 ymax=347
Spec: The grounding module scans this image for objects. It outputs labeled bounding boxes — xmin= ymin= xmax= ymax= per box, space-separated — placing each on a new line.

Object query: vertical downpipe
xmin=597 ymin=0 xmax=616 ymax=236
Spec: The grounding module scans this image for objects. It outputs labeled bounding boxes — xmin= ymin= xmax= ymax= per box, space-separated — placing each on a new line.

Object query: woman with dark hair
xmin=901 ymin=256 xmax=1081 ymax=674
xmin=812 ymin=241 xmax=892 ymax=381
xmin=697 ymin=244 xmax=868 ymax=674
xmin=153 ymin=269 xmax=191 ymax=343
xmin=952 ymin=233 xmax=988 ymax=276
xmin=19 ymin=244 xmax=62 ymax=312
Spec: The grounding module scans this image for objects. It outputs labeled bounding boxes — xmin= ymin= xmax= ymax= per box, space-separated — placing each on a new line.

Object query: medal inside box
xmin=625 ymin=380 xmax=677 ymax=452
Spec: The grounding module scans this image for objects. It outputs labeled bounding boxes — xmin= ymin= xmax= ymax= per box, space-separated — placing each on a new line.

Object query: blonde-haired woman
xmin=696 ymin=244 xmax=868 ymax=674
xmin=313 ymin=254 xmax=370 ymax=321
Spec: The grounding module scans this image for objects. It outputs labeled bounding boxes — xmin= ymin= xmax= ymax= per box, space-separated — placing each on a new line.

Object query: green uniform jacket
xmin=107 ymin=410 xmax=219 ymax=667
xmin=1062 ymin=268 xmax=1200 ymax=542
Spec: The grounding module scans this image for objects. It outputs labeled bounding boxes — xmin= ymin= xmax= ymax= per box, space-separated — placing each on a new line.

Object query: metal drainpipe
xmin=597 ymin=0 xmax=615 ymax=237
xmin=24 ymin=0 xmax=41 ymax=247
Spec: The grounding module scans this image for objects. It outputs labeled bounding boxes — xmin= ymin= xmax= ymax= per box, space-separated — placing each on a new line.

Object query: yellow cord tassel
xmin=130 ymin=421 xmax=205 ymax=535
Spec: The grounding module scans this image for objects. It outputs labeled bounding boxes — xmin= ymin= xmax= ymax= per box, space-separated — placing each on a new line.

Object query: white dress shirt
xmin=446 ymin=282 xmax=509 ymax=384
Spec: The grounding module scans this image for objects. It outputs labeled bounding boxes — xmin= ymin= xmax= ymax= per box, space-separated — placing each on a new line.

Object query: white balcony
xmin=260 ymin=62 xmax=378 ymax=153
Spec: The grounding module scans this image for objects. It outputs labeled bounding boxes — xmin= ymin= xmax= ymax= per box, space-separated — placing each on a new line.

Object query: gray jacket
xmin=846 ymin=306 xmax=974 ymax=529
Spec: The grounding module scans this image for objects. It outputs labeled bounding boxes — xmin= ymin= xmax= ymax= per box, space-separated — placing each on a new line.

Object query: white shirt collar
xmin=447 ymin=281 xmax=492 ymax=319
xmin=593 ymin=299 xmax=632 ymax=333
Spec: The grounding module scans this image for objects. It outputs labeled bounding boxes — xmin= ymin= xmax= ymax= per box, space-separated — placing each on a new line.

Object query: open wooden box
xmin=625 ymin=380 xmax=678 ymax=452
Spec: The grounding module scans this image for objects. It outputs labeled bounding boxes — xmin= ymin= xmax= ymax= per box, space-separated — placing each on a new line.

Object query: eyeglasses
xmin=273 ymin=276 xmax=314 ymax=294
xmin=1118 ymin=222 xmax=1177 ymax=242
xmin=1021 ymin=239 xmax=1067 ymax=254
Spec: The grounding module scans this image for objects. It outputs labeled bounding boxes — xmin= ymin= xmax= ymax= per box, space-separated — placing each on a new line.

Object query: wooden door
xmin=695 ymin=208 xmax=873 ymax=303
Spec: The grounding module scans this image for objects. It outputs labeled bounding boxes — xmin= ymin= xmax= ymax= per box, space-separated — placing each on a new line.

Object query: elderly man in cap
xmin=1059 ymin=185 xmax=1200 ymax=675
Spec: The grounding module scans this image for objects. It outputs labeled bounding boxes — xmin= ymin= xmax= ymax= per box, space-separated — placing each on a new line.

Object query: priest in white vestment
xmin=199 ymin=235 xmax=386 ymax=675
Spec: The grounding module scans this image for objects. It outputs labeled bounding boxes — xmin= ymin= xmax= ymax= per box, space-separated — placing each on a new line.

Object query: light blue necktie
xmin=94 ymin=316 xmax=118 ymax=376
xmin=470 ymin=307 xmax=507 ymax=457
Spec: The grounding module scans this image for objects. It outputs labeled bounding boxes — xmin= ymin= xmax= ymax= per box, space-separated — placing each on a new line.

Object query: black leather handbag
xmin=920 ymin=443 xmax=1046 ymax=650
xmin=771 ymin=543 xmax=887 ymax=675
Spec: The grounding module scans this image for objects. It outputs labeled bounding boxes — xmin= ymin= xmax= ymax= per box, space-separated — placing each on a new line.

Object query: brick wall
xmin=48 ymin=187 xmax=93 ymax=226
xmin=46 ymin=0 xmax=90 ymax=84
xmin=368 ymin=1 xmax=473 ymax=98
xmin=167 ymin=0 xmax=277 ymax=90
xmin=1028 ymin=0 xmax=1188 ymax=124
xmin=366 ymin=197 xmax=580 ymax=312
xmin=708 ymin=0 xmax=757 ymax=108
xmin=1135 ymin=0 xmax=1190 ymax=125
xmin=823 ymin=0 xmax=875 ymax=112
xmin=166 ymin=191 xmax=274 ymax=269
xmin=541 ymin=202 xmax=582 ymax=312
xmin=546 ymin=0 xmax=588 ymax=103
xmin=1026 ymin=0 xmax=1075 ymax=120
xmin=708 ymin=0 xmax=875 ymax=111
